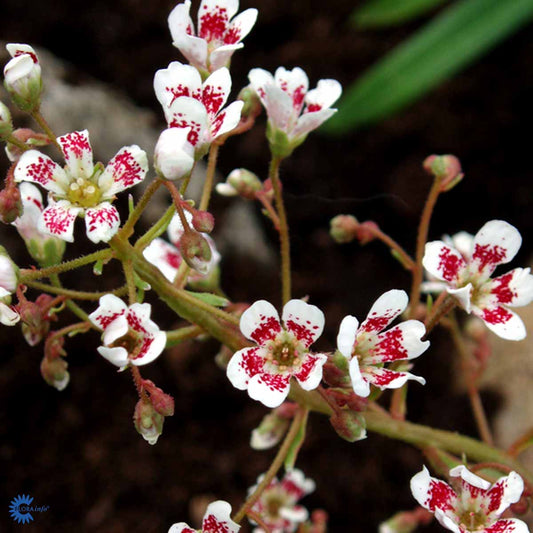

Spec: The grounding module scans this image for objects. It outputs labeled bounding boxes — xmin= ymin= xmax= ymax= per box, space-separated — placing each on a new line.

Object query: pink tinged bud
xmin=0 ymin=101 xmax=13 ymax=139
xmin=379 ymin=509 xmax=433 ymax=533
xmin=310 ymin=510 xmax=329 ymax=533
xmin=250 ymin=410 xmax=291 ymax=450
xmin=329 ymin=410 xmax=366 ymax=442
xmin=0 ymin=182 xmax=22 ymax=224
xmin=216 ymin=168 xmax=263 ymax=200
xmin=5 ymin=128 xmax=50 ymax=163
xmin=4 ymin=44 xmax=42 ymax=112
xmin=237 ymin=86 xmax=262 ymax=122
xmin=178 ymin=230 xmax=212 ymax=274
xmin=191 ymin=210 xmax=215 ymax=234
xmin=423 ymin=154 xmax=463 ymax=191
xmin=356 ymin=221 xmax=379 ymax=245
xmin=330 ymin=215 xmax=360 ymax=244
xmin=40 ymin=355 xmax=69 ymax=391
xmin=322 ymin=351 xmax=350 ymax=387
xmin=154 ymin=127 xmax=195 ymax=180
xmin=142 ymin=379 xmax=175 ymax=417
xmin=133 ymin=399 xmax=164 ymax=445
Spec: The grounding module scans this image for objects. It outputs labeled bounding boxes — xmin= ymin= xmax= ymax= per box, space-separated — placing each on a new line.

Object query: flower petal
xmin=263 ymin=83 xmax=294 ymax=131
xmin=89 ymin=294 xmax=128 ymax=330
xmin=143 ymin=238 xmax=182 ymax=282
xmin=226 ymin=347 xmax=265 ymax=389
xmin=423 ymin=241 xmax=467 ymax=283
xmin=247 ymin=372 xmax=291 ymax=408
xmin=248 ymin=67 xmax=275 ymax=103
xmin=97 ymin=346 xmax=129 ymax=369
xmin=471 ymin=220 xmax=522 ymax=276
xmin=304 ymin=79 xmax=342 ymax=113
xmin=0 ymin=255 xmax=18 ymax=294
xmin=282 ymin=299 xmax=324 ymax=348
xmin=165 ymin=96 xmax=208 ymax=148
xmin=39 ymin=200 xmax=81 ymax=242
xmin=209 ymin=100 xmax=243 ymax=139
xmin=154 ymin=61 xmax=203 ymax=108
xmin=486 ymin=471 xmax=524 ymax=517
xmin=360 ymin=289 xmax=408 ymax=334
xmin=131 ymin=330 xmax=167 ymax=366
xmin=449 ymin=464 xmax=491 ymax=490
xmin=485 ymin=519 xmax=529 ymax=533
xmin=483 ymin=268 xmax=533 ymax=308
xmin=472 ymin=304 xmax=526 ymax=341
xmin=240 ymin=300 xmax=281 ymax=345
xmin=209 ymin=43 xmax=243 ymax=72
xmin=282 ymin=469 xmax=316 ymax=498
xmin=85 ymin=203 xmax=120 ymax=243
xmin=102 ymin=315 xmax=129 ymax=346
xmin=198 ymin=0 xmax=237 ymax=41
xmin=202 ymin=67 xmax=231 ymax=118
xmin=365 ymin=366 xmax=426 ymax=390
xmin=57 ymin=130 xmax=94 ymax=178
xmin=274 ymin=67 xmax=309 ymax=116
xmin=410 ymin=466 xmax=458 ymax=514
xmin=14 ymin=150 xmax=69 ymax=195
xmin=291 ymin=108 xmax=336 ymax=140
xmin=0 ymin=302 xmax=20 ymax=326
xmin=294 ymin=353 xmax=327 ymax=390
xmin=168 ymin=523 xmax=196 ymax=533
xmin=201 ymin=500 xmax=240 ymax=533
xmin=349 ymin=357 xmax=371 ymax=397
xmin=100 ymin=145 xmax=148 ymax=196
xmin=447 ymin=284 xmax=473 ymax=313
xmin=370 ymin=320 xmax=429 ymax=364
xmin=337 ymin=315 xmax=359 ymax=358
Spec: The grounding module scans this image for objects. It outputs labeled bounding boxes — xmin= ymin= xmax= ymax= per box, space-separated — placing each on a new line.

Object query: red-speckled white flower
xmin=168 ymin=0 xmax=258 ymax=74
xmin=0 ymin=248 xmax=20 ymax=326
xmin=423 ymin=220 xmax=533 ymax=341
xmin=337 ymin=289 xmax=429 ymax=398
xmin=89 ymin=294 xmax=166 ymax=370
xmin=14 ymin=130 xmax=148 ymax=243
xmin=248 ymin=469 xmax=315 ymax=533
xmin=154 ymin=62 xmax=243 ymax=152
xmin=248 ymin=66 xmax=341 ymax=156
xmin=168 ymin=500 xmax=240 ymax=533
xmin=227 ymin=299 xmax=327 ymax=408
xmin=410 ymin=465 xmax=527 ymax=533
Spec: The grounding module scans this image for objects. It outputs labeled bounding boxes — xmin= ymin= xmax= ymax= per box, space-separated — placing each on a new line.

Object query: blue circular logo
xmin=9 ymin=494 xmax=34 ymax=524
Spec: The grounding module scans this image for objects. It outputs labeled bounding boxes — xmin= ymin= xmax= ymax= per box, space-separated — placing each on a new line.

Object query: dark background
xmin=0 ymin=0 xmax=532 ymax=531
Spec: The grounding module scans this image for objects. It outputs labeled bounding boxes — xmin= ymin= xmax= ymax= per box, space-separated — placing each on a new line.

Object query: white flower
xmin=154 ymin=127 xmax=195 ymax=180
xmin=89 ymin=294 xmax=166 ymax=370
xmin=423 ymin=220 xmax=533 ymax=340
xmin=0 ymin=249 xmax=20 ymax=326
xmin=168 ymin=0 xmax=258 ymax=74
xmin=169 ymin=500 xmax=239 ymax=533
xmin=3 ymin=44 xmax=42 ymax=111
xmin=14 ymin=130 xmax=148 ymax=243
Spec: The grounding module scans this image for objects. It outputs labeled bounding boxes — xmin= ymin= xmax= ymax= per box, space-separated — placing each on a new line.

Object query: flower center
xmin=66 ymin=177 xmax=102 ymax=208
xmin=458 ymin=509 xmax=487 ymax=531
xmin=264 ymin=492 xmax=284 ymax=519
xmin=265 ymin=332 xmax=303 ymax=372
xmin=111 ymin=329 xmax=143 ymax=358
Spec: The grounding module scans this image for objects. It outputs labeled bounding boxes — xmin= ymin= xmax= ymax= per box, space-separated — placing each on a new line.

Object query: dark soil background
xmin=0 ymin=0 xmax=532 ymax=531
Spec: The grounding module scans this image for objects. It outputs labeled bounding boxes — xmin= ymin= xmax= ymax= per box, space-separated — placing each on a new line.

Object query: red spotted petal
xmin=282 ymin=299 xmax=324 ymax=348
xmin=100 ymin=145 xmax=148 ymax=196
xmin=85 ymin=203 xmax=120 ymax=243
xmin=423 ymin=241 xmax=467 ymax=283
xmin=226 ymin=347 xmax=265 ymax=389
xmin=240 ymin=300 xmax=281 ymax=345
xmin=360 ymin=289 xmax=408 ymax=334
xmin=39 ymin=201 xmax=81 ymax=242
xmin=411 ymin=467 xmax=458 ymax=514
xmin=293 ymin=353 xmax=327 ymax=391
xmin=14 ymin=150 xmax=69 ymax=195
xmin=57 ymin=130 xmax=94 ymax=178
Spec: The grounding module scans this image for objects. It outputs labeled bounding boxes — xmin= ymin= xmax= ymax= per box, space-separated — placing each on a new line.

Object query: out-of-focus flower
xmin=410 ymin=465 xmax=527 ymax=533
xmin=248 ymin=469 xmax=315 ymax=533
xmin=216 ymin=168 xmax=263 ymax=199
xmin=88 ymin=294 xmax=166 ymax=370
xmin=423 ymin=220 xmax=533 ymax=340
xmin=14 ymin=130 xmax=148 ymax=243
xmin=154 ymin=62 xmax=243 ymax=153
xmin=248 ymin=67 xmax=341 ymax=157
xmin=227 ymin=299 xmax=327 ymax=408
xmin=3 ymin=44 xmax=42 ymax=112
xmin=154 ymin=127 xmax=195 ymax=180
xmin=168 ymin=500 xmax=240 ymax=533
xmin=0 ymin=247 xmax=20 ymax=326
xmin=337 ymin=289 xmax=429 ymax=397
xmin=0 ymin=101 xmax=13 ymax=139
xmin=168 ymin=0 xmax=258 ymax=74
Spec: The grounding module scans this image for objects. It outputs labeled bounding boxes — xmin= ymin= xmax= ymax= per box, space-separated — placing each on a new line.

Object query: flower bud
xmin=0 ymin=101 xmax=13 ymax=139
xmin=330 ymin=215 xmax=359 ymax=244
xmin=178 ymin=230 xmax=213 ymax=274
xmin=379 ymin=508 xmax=433 ymax=533
xmin=191 ymin=210 xmax=215 ymax=234
xmin=322 ymin=351 xmax=350 ymax=388
xmin=423 ymin=154 xmax=463 ymax=191
xmin=40 ymin=355 xmax=70 ymax=391
xmin=154 ymin=127 xmax=195 ymax=180
xmin=0 ymin=180 xmax=22 ymax=223
xmin=0 ymin=246 xmax=19 ymax=296
xmin=142 ymin=379 xmax=175 ymax=417
xmin=216 ymin=168 xmax=263 ymax=199
xmin=5 ymin=128 xmax=49 ymax=162
xmin=4 ymin=44 xmax=42 ymax=112
xmin=251 ymin=410 xmax=291 ymax=450
xmin=329 ymin=410 xmax=366 ymax=442
xmin=18 ymin=294 xmax=56 ymax=346
xmin=133 ymin=399 xmax=164 ymax=445
xmin=238 ymin=85 xmax=262 ymax=122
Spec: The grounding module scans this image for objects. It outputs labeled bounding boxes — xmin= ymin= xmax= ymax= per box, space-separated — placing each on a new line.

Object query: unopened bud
xmin=423 ymin=154 xmax=463 ymax=191
xmin=154 ymin=127 xmax=195 ymax=180
xmin=4 ymin=44 xmax=42 ymax=112
xmin=178 ymin=230 xmax=213 ymax=274
xmin=379 ymin=508 xmax=433 ymax=533
xmin=329 ymin=410 xmax=366 ymax=442
xmin=0 ymin=181 xmax=22 ymax=223
xmin=40 ymin=355 xmax=69 ymax=391
xmin=133 ymin=399 xmax=164 ymax=445
xmin=322 ymin=351 xmax=350 ymax=388
xmin=142 ymin=379 xmax=175 ymax=417
xmin=44 ymin=333 xmax=66 ymax=360
xmin=0 ymin=245 xmax=19 ymax=294
xmin=0 ymin=101 xmax=13 ymax=139
xmin=309 ymin=510 xmax=329 ymax=533
xmin=5 ymin=128 xmax=50 ymax=162
xmin=251 ymin=410 xmax=291 ymax=450
xmin=191 ymin=210 xmax=215 ymax=234
xmin=238 ymin=86 xmax=262 ymax=122
xmin=330 ymin=215 xmax=359 ymax=244
xmin=216 ymin=168 xmax=263 ymax=199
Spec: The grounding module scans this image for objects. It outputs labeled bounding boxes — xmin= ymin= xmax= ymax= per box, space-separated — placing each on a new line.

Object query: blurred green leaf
xmin=352 ymin=0 xmax=448 ymax=28
xmin=324 ymin=0 xmax=533 ymax=134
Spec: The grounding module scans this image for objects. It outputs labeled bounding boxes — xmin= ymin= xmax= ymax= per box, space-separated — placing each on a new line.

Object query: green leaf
xmin=352 ymin=0 xmax=448 ymax=28
xmin=324 ymin=0 xmax=533 ymax=133
xmin=284 ymin=409 xmax=309 ymax=471
xmin=185 ymin=291 xmax=229 ymax=308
